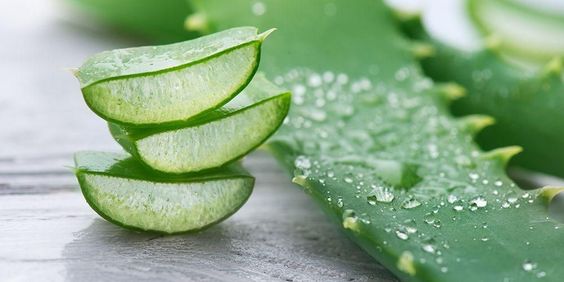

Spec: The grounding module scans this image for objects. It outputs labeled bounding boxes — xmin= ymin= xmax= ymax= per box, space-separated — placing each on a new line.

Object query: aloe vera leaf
xmin=74 ymin=151 xmax=254 ymax=234
xmin=76 ymin=27 xmax=272 ymax=127
xmin=468 ymin=0 xmax=564 ymax=63
xmin=109 ymin=74 xmax=291 ymax=174
xmin=406 ymin=0 xmax=564 ymax=178
xmin=191 ymin=0 xmax=564 ymax=280
xmin=66 ymin=0 xmax=198 ymax=43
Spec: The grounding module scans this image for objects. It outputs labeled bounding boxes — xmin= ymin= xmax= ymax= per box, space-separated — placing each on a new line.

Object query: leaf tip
xmin=437 ymin=82 xmax=466 ymax=102
xmin=65 ymin=165 xmax=79 ymax=175
xmin=64 ymin=67 xmax=79 ymax=77
xmin=411 ymin=42 xmax=435 ymax=59
xmin=484 ymin=34 xmax=502 ymax=51
xmin=258 ymin=28 xmax=277 ymax=41
xmin=292 ymin=174 xmax=307 ymax=186
xmin=342 ymin=209 xmax=360 ymax=232
xmin=539 ymin=186 xmax=564 ymax=205
xmin=480 ymin=146 xmax=522 ymax=167
xmin=542 ymin=57 xmax=562 ymax=77
xmin=459 ymin=114 xmax=495 ymax=135
xmin=184 ymin=12 xmax=209 ymax=33
xmin=397 ymin=251 xmax=416 ymax=276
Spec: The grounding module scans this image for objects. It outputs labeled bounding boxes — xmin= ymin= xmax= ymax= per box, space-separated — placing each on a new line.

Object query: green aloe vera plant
xmin=191 ymin=0 xmax=564 ymax=280
xmin=75 ymin=27 xmax=272 ymax=127
xmin=402 ymin=0 xmax=564 ymax=178
xmin=109 ymin=74 xmax=290 ymax=173
xmin=74 ymin=151 xmax=254 ymax=234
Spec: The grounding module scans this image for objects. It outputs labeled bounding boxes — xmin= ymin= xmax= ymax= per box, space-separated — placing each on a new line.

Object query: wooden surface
xmin=0 ymin=1 xmax=397 ymax=281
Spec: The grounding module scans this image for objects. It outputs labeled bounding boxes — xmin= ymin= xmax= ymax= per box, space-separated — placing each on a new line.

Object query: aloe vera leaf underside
xmin=191 ymin=1 xmax=564 ymax=281
xmin=411 ymin=0 xmax=564 ymax=177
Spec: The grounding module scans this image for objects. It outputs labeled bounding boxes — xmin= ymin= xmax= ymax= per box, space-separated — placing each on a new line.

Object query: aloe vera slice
xmin=75 ymin=27 xmax=273 ymax=127
xmin=74 ymin=151 xmax=254 ymax=234
xmin=109 ymin=74 xmax=291 ymax=173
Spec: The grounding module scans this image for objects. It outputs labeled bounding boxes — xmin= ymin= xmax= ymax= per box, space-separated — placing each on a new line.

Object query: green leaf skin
xmin=66 ymin=0 xmax=198 ymax=43
xmin=76 ymin=27 xmax=270 ymax=127
xmin=191 ymin=0 xmax=564 ymax=281
xmin=468 ymin=0 xmax=564 ymax=63
xmin=109 ymin=74 xmax=291 ymax=174
xmin=74 ymin=151 xmax=254 ymax=234
xmin=406 ymin=0 xmax=564 ymax=178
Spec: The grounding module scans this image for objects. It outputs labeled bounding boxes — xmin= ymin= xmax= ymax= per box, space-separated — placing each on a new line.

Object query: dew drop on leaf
xmin=367 ymin=186 xmax=395 ymax=204
xmin=522 ymin=260 xmax=537 ymax=272
xmin=395 ymin=230 xmax=409 ymax=240
xmin=402 ymin=197 xmax=422 ymax=209
xmin=470 ymin=196 xmax=487 ymax=209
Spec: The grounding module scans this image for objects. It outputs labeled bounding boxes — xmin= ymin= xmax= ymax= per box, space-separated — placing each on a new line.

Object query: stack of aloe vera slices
xmin=72 ymin=27 xmax=291 ymax=234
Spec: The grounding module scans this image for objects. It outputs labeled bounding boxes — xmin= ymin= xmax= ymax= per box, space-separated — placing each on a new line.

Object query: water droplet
xmin=470 ymin=196 xmax=487 ymax=210
xmin=422 ymin=243 xmax=436 ymax=254
xmin=537 ymin=271 xmax=546 ymax=278
xmin=294 ymin=155 xmax=311 ymax=170
xmin=480 ymin=237 xmax=489 ymax=242
xmin=494 ymin=180 xmax=503 ymax=187
xmin=336 ymin=73 xmax=349 ymax=84
xmin=402 ymin=197 xmax=421 ymax=209
xmin=403 ymin=219 xmax=418 ymax=234
xmin=308 ymin=74 xmax=322 ymax=87
xmin=453 ymin=205 xmax=464 ymax=212
xmin=522 ymin=260 xmax=537 ymax=272
xmin=251 ymin=2 xmax=267 ymax=16
xmin=309 ymin=109 xmax=327 ymax=121
xmin=322 ymin=71 xmax=334 ymax=82
xmin=447 ymin=194 xmax=458 ymax=204
xmin=344 ymin=177 xmax=353 ymax=184
xmin=367 ymin=186 xmax=395 ymax=204
xmin=502 ymin=202 xmax=510 ymax=208
xmin=508 ymin=197 xmax=518 ymax=204
xmin=440 ymin=266 xmax=448 ymax=273
xmin=395 ymin=230 xmax=409 ymax=240
xmin=469 ymin=172 xmax=479 ymax=181
xmin=337 ymin=198 xmax=344 ymax=208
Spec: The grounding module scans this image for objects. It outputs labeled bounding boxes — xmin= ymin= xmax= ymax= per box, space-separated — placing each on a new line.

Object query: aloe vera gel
xmin=72 ymin=27 xmax=290 ymax=233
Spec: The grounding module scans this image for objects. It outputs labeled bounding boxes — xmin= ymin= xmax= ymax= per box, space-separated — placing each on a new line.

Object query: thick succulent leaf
xmin=76 ymin=26 xmax=262 ymax=88
xmin=76 ymin=27 xmax=271 ymax=127
xmin=108 ymin=74 xmax=291 ymax=173
xmin=192 ymin=0 xmax=564 ymax=281
xmin=468 ymin=0 xmax=564 ymax=63
xmin=408 ymin=0 xmax=564 ymax=178
xmin=74 ymin=151 xmax=254 ymax=234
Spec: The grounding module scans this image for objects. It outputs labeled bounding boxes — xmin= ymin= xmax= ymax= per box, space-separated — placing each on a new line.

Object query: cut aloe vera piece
xmin=74 ymin=151 xmax=254 ymax=234
xmin=109 ymin=74 xmax=291 ymax=173
xmin=75 ymin=26 xmax=273 ymax=127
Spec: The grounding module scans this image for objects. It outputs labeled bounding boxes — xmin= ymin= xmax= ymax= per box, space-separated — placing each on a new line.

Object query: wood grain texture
xmin=0 ymin=0 xmax=397 ymax=281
